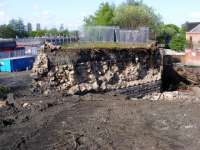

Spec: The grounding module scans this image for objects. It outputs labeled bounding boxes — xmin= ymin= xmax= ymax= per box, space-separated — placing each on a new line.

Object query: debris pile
xmin=143 ymin=90 xmax=199 ymax=102
xmin=32 ymin=53 xmax=49 ymax=78
xmin=43 ymin=41 xmax=61 ymax=51
xmin=32 ymin=44 xmax=161 ymax=95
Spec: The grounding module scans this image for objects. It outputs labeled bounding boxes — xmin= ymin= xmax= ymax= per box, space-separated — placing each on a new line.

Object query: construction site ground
xmin=1 ymin=72 xmax=200 ymax=150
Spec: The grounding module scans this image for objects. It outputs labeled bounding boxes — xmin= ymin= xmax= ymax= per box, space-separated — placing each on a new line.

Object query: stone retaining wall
xmin=31 ymin=46 xmax=161 ymax=96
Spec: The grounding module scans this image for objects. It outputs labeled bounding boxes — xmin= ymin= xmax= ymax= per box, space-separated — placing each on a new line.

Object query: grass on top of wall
xmin=62 ymin=42 xmax=155 ymax=51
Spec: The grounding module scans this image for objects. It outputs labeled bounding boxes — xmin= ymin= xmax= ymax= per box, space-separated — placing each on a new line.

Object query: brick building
xmin=186 ymin=24 xmax=200 ymax=49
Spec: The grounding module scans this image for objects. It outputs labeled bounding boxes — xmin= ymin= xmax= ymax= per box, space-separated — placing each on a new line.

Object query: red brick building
xmin=186 ymin=24 xmax=200 ymax=49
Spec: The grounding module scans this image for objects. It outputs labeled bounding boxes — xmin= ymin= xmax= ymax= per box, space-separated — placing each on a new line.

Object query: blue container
xmin=0 ymin=56 xmax=35 ymax=72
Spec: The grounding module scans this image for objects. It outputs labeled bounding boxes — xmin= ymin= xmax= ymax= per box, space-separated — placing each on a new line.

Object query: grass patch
xmin=62 ymin=42 xmax=155 ymax=50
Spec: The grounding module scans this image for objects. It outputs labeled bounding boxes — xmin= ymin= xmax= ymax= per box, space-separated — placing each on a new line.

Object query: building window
xmin=189 ymin=36 xmax=193 ymax=49
xmin=190 ymin=36 xmax=193 ymax=42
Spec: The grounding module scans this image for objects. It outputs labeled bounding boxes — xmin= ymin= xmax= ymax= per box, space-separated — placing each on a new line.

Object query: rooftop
xmin=183 ymin=22 xmax=200 ymax=32
xmin=190 ymin=24 xmax=200 ymax=32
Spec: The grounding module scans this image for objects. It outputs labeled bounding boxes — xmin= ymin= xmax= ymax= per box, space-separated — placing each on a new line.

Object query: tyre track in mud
xmin=2 ymin=93 xmax=200 ymax=150
xmin=1 ymin=96 xmax=79 ymax=150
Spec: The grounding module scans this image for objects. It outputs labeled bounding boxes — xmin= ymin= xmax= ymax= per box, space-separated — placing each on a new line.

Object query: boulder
xmin=68 ymin=85 xmax=79 ymax=95
xmin=0 ymin=101 xmax=7 ymax=108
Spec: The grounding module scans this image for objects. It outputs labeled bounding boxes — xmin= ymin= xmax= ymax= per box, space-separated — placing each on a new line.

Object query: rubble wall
xmin=31 ymin=47 xmax=161 ymax=95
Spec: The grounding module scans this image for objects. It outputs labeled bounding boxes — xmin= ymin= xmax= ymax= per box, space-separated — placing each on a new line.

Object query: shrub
xmin=169 ymin=32 xmax=186 ymax=51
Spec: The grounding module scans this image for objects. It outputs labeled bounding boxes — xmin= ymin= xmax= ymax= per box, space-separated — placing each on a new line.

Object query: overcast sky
xmin=0 ymin=0 xmax=200 ymax=30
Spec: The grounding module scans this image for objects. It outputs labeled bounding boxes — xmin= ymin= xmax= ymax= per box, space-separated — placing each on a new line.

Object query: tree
xmin=30 ymin=30 xmax=47 ymax=37
xmin=84 ymin=2 xmax=115 ymax=26
xmin=126 ymin=0 xmax=143 ymax=5
xmin=48 ymin=28 xmax=58 ymax=36
xmin=60 ymin=29 xmax=69 ymax=36
xmin=8 ymin=19 xmax=25 ymax=33
xmin=84 ymin=1 xmax=161 ymax=34
xmin=0 ymin=25 xmax=17 ymax=38
xmin=113 ymin=3 xmax=161 ymax=30
xmin=157 ymin=24 xmax=180 ymax=45
xmin=8 ymin=19 xmax=28 ymax=38
xmin=84 ymin=15 xmax=96 ymax=26
xmin=169 ymin=31 xmax=186 ymax=51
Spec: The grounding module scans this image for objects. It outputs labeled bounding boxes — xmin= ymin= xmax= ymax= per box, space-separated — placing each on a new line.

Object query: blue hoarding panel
xmin=0 ymin=56 xmax=35 ymax=72
xmin=0 ymin=59 xmax=11 ymax=72
xmin=11 ymin=57 xmax=35 ymax=72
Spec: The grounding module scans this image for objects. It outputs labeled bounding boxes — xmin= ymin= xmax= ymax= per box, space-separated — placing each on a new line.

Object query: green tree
xmin=30 ymin=30 xmax=47 ymax=37
xmin=30 ymin=29 xmax=70 ymax=37
xmin=60 ymin=29 xmax=69 ymax=36
xmin=0 ymin=25 xmax=17 ymax=38
xmin=84 ymin=2 xmax=115 ymax=26
xmin=48 ymin=28 xmax=59 ymax=36
xmin=169 ymin=31 xmax=186 ymax=51
xmin=157 ymin=24 xmax=180 ymax=45
xmin=84 ymin=15 xmax=96 ymax=26
xmin=126 ymin=0 xmax=143 ymax=5
xmin=113 ymin=3 xmax=162 ymax=30
xmin=8 ymin=19 xmax=28 ymax=38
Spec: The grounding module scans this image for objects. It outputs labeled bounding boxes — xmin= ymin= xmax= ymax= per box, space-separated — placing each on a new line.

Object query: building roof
xmin=190 ymin=24 xmax=200 ymax=32
xmin=0 ymin=39 xmax=16 ymax=49
xmin=183 ymin=22 xmax=200 ymax=32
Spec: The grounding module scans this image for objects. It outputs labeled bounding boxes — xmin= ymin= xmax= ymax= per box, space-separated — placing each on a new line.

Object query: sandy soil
xmin=1 ymin=72 xmax=200 ymax=150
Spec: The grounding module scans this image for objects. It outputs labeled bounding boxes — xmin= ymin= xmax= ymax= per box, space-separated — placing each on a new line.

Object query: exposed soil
xmin=1 ymin=72 xmax=200 ymax=150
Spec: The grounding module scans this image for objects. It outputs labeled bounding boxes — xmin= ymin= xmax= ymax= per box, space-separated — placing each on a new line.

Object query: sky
xmin=0 ymin=0 xmax=200 ymax=30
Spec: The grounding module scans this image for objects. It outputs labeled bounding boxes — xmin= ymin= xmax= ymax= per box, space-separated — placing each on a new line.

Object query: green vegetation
xmin=169 ymin=31 xmax=186 ymax=51
xmin=157 ymin=24 xmax=180 ymax=44
xmin=113 ymin=2 xmax=161 ymax=31
xmin=0 ymin=25 xmax=17 ymax=38
xmin=84 ymin=1 xmax=162 ymax=32
xmin=0 ymin=18 xmax=72 ymax=38
xmin=30 ymin=29 xmax=70 ymax=37
xmin=63 ymin=42 xmax=154 ymax=50
xmin=8 ymin=19 xmax=29 ymax=38
xmin=84 ymin=3 xmax=115 ymax=26
xmin=0 ymin=19 xmax=29 ymax=38
xmin=157 ymin=24 xmax=186 ymax=51
xmin=0 ymin=85 xmax=10 ymax=99
xmin=84 ymin=0 xmax=186 ymax=51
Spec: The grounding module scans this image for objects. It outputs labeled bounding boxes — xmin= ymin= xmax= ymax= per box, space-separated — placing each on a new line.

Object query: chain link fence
xmin=79 ymin=26 xmax=149 ymax=43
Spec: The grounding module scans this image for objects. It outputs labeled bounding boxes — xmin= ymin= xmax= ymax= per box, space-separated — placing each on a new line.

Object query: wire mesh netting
xmin=79 ymin=26 xmax=149 ymax=43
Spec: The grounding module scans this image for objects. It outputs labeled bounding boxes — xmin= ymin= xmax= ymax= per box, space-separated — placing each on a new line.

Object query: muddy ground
xmin=1 ymin=72 xmax=200 ymax=150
